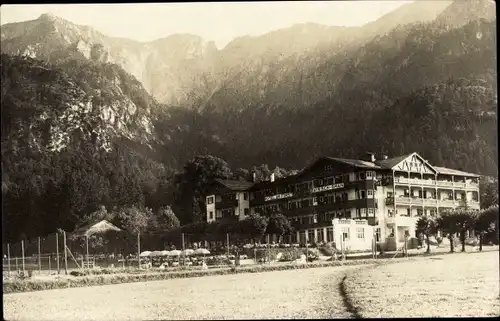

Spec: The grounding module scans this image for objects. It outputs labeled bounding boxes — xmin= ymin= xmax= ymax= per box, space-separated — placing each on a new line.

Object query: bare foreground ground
xmin=344 ymin=251 xmax=500 ymax=317
xmin=4 ymin=265 xmax=360 ymax=320
xmin=4 ymin=251 xmax=499 ymax=320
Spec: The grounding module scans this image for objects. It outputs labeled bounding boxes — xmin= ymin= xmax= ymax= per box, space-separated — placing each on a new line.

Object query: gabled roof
xmin=326 ymin=157 xmax=383 ymax=169
xmin=375 ymin=152 xmax=438 ymax=174
xmin=214 ymin=179 xmax=254 ymax=191
xmin=375 ymin=153 xmax=414 ymax=169
xmin=249 ymin=174 xmax=299 ymax=190
xmin=433 ymin=166 xmax=480 ymax=178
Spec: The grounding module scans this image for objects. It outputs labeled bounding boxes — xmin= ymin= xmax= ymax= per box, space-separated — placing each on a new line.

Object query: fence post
xmin=7 ymin=243 xmax=11 ymax=277
xmin=63 ymin=231 xmax=68 ymax=275
xmin=56 ymin=233 xmax=60 ymax=274
xmin=16 ymin=257 xmax=19 ymax=272
xmin=181 ymin=233 xmax=185 ymax=266
xmin=48 ymin=255 xmax=51 ymax=274
xmin=21 ymin=240 xmax=25 ymax=273
xmin=137 ymin=232 xmax=141 ymax=269
xmin=227 ymin=233 xmax=230 ymax=258
xmin=86 ymin=235 xmax=89 ymax=269
xmin=38 ymin=236 xmax=42 ymax=273
xmin=305 ymin=237 xmax=309 ymax=264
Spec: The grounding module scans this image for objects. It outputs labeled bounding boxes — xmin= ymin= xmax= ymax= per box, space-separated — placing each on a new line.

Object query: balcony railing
xmin=393 ymin=177 xmax=478 ymax=189
xmin=386 ymin=197 xmax=471 ymax=207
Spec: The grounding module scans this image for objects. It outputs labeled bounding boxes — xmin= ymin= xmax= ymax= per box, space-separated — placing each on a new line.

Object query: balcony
xmin=385 ymin=214 xmax=417 ymax=226
xmin=216 ymin=199 xmax=238 ymax=208
xmin=393 ymin=177 xmax=478 ymax=189
xmin=388 ymin=197 xmax=441 ymax=207
xmin=438 ymin=199 xmax=457 ymax=207
xmin=423 ymin=198 xmax=438 ymax=206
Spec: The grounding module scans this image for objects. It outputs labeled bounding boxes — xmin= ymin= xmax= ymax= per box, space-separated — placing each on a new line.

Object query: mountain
xmin=153 ymin=1 xmax=497 ymax=176
xmin=1 ymin=1 xmax=456 ymax=107
xmin=0 ymin=13 xmax=217 ymax=106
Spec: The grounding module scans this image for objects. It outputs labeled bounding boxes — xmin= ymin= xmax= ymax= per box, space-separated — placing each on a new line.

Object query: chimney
xmin=252 ymin=171 xmax=257 ymax=183
xmin=270 ymin=173 xmax=275 ymax=182
xmin=361 ymin=152 xmax=376 ymax=163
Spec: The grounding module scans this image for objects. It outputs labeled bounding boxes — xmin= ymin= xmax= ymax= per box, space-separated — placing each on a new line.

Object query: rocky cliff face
xmin=1 ymin=13 xmax=218 ymax=106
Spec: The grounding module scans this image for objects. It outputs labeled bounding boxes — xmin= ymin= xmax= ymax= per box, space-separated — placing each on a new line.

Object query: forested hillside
xmin=155 ymin=17 xmax=497 ymax=175
xmin=1 ymin=0 xmax=497 ymax=242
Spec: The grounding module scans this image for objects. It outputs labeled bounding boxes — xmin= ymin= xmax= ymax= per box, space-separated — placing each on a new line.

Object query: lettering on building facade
xmin=311 ymin=183 xmax=345 ymax=193
xmin=265 ymin=193 xmax=293 ymax=202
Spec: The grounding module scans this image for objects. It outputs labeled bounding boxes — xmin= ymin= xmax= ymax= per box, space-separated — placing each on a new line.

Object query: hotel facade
xmin=205 ymin=152 xmax=481 ymax=251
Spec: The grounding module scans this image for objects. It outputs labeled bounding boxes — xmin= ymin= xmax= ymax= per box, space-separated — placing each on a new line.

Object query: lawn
xmin=343 ymin=251 xmax=500 ymax=317
xmin=4 ymin=265 xmax=359 ymax=320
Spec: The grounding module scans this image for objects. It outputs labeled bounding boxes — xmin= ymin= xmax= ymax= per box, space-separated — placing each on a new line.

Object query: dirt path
xmin=4 ymin=265 xmax=362 ymax=320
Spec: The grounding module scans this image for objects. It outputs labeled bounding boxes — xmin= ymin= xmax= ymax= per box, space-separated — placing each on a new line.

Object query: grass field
xmin=4 ymin=265 xmax=360 ymax=320
xmin=343 ymin=251 xmax=500 ymax=317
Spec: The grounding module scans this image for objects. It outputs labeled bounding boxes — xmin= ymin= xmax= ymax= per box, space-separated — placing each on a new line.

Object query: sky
xmin=1 ymin=1 xmax=414 ymax=49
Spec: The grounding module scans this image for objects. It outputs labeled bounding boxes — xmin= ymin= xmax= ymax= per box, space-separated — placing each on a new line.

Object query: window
xmin=207 ymin=196 xmax=214 ymax=204
xmin=375 ymin=228 xmax=381 ymax=242
xmin=360 ymin=208 xmax=367 ymax=216
xmin=243 ymin=193 xmax=248 ymax=200
xmin=368 ymin=208 xmax=375 ymax=217
xmin=387 ymin=192 xmax=393 ymax=198
xmin=308 ymin=230 xmax=315 ymax=243
xmin=313 ymin=214 xmax=318 ymax=223
xmin=366 ymin=171 xmax=373 ymax=179
xmin=358 ymin=172 xmax=366 ymax=180
xmin=341 ymin=227 xmax=350 ymax=240
xmin=327 ymin=228 xmax=334 ymax=242
xmin=299 ymin=231 xmax=306 ymax=244
xmin=209 ymin=211 xmax=214 ymax=220
xmin=244 ymin=208 xmax=249 ymax=216
xmin=417 ymin=209 xmax=423 ymax=217
xmin=367 ymin=190 xmax=374 ymax=198
xmin=356 ymin=228 xmax=365 ymax=239
xmin=216 ymin=210 xmax=222 ymax=218
xmin=359 ymin=190 xmax=366 ymax=199
xmin=317 ymin=229 xmax=324 ymax=243
xmin=406 ymin=208 xmax=411 ymax=216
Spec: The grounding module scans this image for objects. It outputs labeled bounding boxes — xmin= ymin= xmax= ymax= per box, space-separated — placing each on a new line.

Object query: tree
xmin=112 ymin=205 xmax=154 ymax=234
xmin=480 ymin=177 xmax=499 ymax=209
xmin=174 ymin=155 xmax=233 ymax=224
xmin=266 ymin=213 xmax=294 ymax=243
xmin=436 ymin=211 xmax=460 ymax=253
xmin=453 ymin=209 xmax=479 ymax=252
xmin=152 ymin=206 xmax=180 ymax=231
xmin=239 ymin=214 xmax=269 ymax=243
xmin=416 ymin=216 xmax=438 ymax=253
xmin=475 ymin=205 xmax=499 ymax=251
